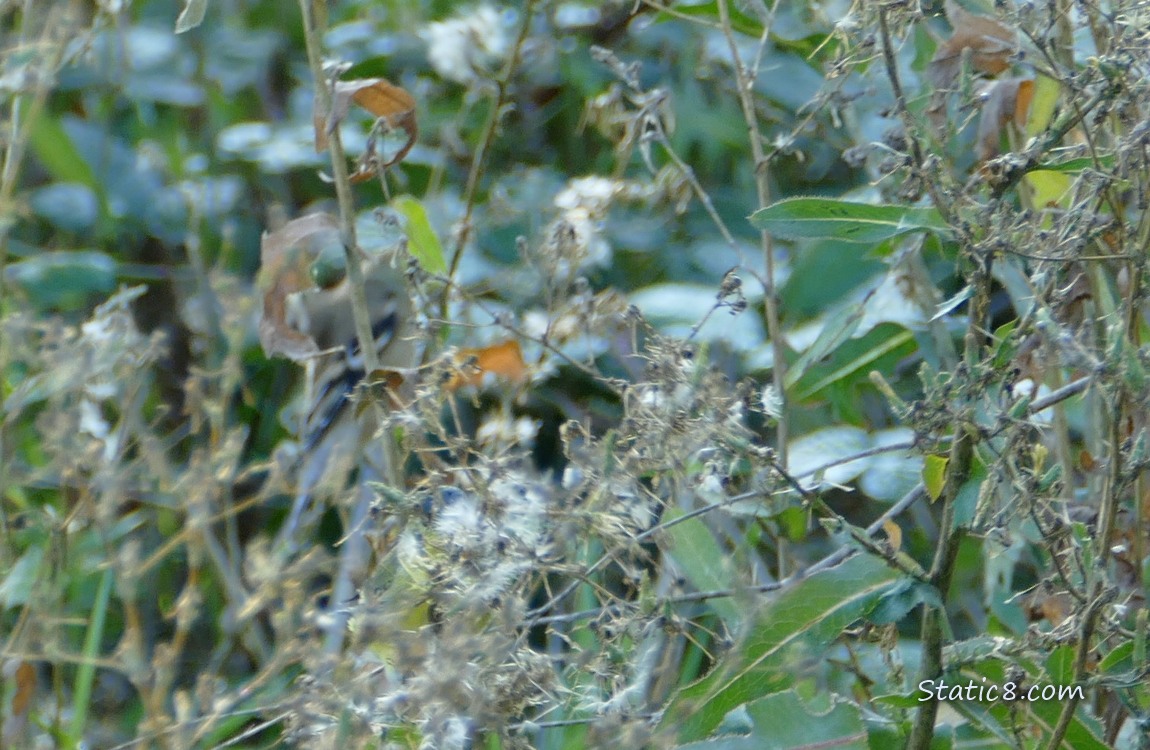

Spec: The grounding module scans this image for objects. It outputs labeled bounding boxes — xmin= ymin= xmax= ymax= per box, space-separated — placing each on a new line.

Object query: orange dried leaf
xmin=448 ymin=340 xmax=528 ymax=390
xmin=357 ymin=368 xmax=408 ymax=412
xmin=12 ymin=661 xmax=35 ymax=719
xmin=1013 ymin=79 xmax=1035 ymax=127
xmin=975 ymin=77 xmax=1033 ymax=162
xmin=350 ymin=78 xmax=415 ymax=120
xmin=316 ymin=77 xmax=418 ymax=168
xmin=3 ymin=659 xmax=36 ymax=740
xmin=348 ymin=167 xmax=378 ymax=184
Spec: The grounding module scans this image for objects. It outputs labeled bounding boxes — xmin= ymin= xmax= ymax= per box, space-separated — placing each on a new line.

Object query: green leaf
xmin=781 ymin=239 xmax=886 ymax=320
xmin=655 ymin=1 xmax=763 ymax=37
xmin=784 ymin=304 xmax=864 ymax=390
xmin=749 ymin=198 xmax=951 ymax=243
xmin=28 ymin=115 xmax=97 ymax=187
xmin=30 ymin=183 xmax=99 ymax=234
xmin=175 ymin=0 xmax=209 ymax=33
xmin=1097 ymin=641 xmax=1133 ymax=674
xmin=664 ymin=509 xmax=743 ymax=627
xmin=392 ymin=195 xmax=447 ymax=274
xmin=675 ymin=737 xmax=762 ymax=750
xmin=1045 ymin=645 xmax=1077 ymax=684
xmin=660 ymin=554 xmax=902 ymax=742
xmin=679 ymin=692 xmax=867 ymax=749
xmin=793 ymin=327 xmax=915 ymax=400
xmin=922 ymin=455 xmax=948 ymax=502
xmin=872 ymin=692 xmax=921 ymax=709
xmin=342 ymin=56 xmax=400 ymax=81
xmin=69 ymin=568 xmax=114 ymax=744
xmin=869 ymin=578 xmax=942 ymax=625
xmin=742 ymin=691 xmax=867 ymax=749
xmin=1024 ymin=702 xmax=1108 ymax=750
xmin=1034 ymin=154 xmax=1117 ymax=173
xmin=4 ymin=250 xmax=117 ymax=310
xmin=0 ymin=545 xmax=45 ymax=608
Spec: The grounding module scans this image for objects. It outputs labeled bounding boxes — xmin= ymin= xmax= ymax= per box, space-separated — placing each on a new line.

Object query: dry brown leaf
xmin=12 ymin=661 xmax=35 ymax=719
xmin=976 ymin=77 xmax=1034 ymax=162
xmin=258 ymin=213 xmax=341 ymax=361
xmin=929 ymin=0 xmax=1017 ymax=91
xmin=1024 ymin=588 xmax=1073 ymax=626
xmin=927 ymin=1 xmax=1017 ymax=129
xmin=1 ymin=660 xmax=35 ymax=742
xmin=448 ymin=339 xmax=529 ymax=391
xmin=314 ymin=77 xmax=418 ymax=170
xmin=355 ymin=368 xmax=408 ymax=412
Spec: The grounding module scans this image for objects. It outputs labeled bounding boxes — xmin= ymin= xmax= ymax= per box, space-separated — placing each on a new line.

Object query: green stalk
xmin=68 ymin=567 xmax=113 ymax=746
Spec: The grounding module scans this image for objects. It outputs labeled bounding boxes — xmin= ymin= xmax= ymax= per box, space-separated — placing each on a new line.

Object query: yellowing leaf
xmin=1024 ymin=169 xmax=1072 ymax=209
xmin=392 ymin=195 xmax=447 ymax=274
xmin=883 ymin=518 xmax=903 ymax=552
xmin=1025 ymin=75 xmax=1060 ymax=138
xmin=923 ymin=454 xmax=949 ymax=502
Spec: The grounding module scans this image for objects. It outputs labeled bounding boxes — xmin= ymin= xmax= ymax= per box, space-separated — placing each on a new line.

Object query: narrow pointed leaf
xmin=750 ymin=198 xmax=951 ymax=243
xmin=660 ymin=554 xmax=902 ymax=742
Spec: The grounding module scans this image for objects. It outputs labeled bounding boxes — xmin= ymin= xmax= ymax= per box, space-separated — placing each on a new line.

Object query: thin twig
xmin=715 ymin=0 xmax=790 ymax=576
xmin=531 ymin=483 xmax=926 ymax=627
xmin=445 ymin=0 xmax=540 ymax=298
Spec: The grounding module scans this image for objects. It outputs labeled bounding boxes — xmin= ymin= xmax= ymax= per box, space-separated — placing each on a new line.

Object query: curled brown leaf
xmin=927 ymin=0 xmax=1018 ymax=129
xmin=976 ymin=77 xmax=1034 ymax=162
xmin=258 ymin=213 xmax=341 ymax=361
xmin=314 ymin=77 xmax=418 ymax=172
xmin=928 ymin=0 xmax=1017 ymax=91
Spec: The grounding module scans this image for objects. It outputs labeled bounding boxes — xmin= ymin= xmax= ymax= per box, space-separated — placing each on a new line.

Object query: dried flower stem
xmin=715 ymin=0 xmax=790 ymax=575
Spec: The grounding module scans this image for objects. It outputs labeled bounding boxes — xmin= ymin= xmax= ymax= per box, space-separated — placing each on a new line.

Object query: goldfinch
xmin=284 ymin=257 xmax=414 ymax=549
xmin=288 ymin=254 xmax=416 ymax=461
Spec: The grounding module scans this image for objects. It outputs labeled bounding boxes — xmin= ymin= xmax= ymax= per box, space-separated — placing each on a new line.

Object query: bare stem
xmin=715 ymin=0 xmax=789 ymax=574
xmin=296 ymin=0 xmax=403 ymax=657
xmin=445 ymin=0 xmax=540 ymax=298
xmin=296 ymin=0 xmax=381 ymax=379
